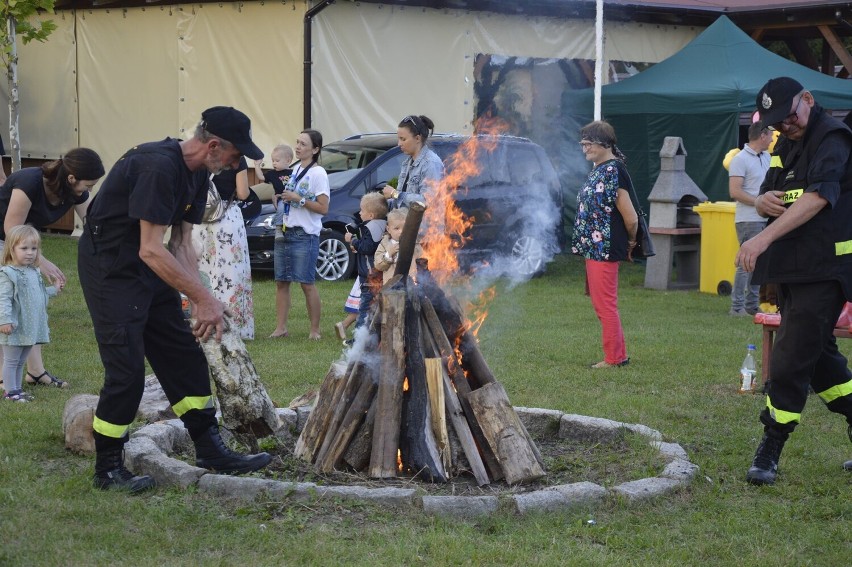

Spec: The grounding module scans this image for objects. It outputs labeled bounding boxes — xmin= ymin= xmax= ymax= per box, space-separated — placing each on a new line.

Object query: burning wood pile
xmin=294 ymin=203 xmax=544 ymax=485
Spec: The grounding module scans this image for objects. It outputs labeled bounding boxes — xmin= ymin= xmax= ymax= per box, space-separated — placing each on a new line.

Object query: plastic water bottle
xmin=738 ymin=344 xmax=758 ymax=393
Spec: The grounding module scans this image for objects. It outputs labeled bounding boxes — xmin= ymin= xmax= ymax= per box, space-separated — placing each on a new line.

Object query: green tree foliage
xmin=0 ymin=0 xmax=56 ymax=64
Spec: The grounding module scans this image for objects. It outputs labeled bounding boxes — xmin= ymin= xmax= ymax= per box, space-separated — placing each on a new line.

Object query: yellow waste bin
xmin=694 ymin=201 xmax=738 ymax=295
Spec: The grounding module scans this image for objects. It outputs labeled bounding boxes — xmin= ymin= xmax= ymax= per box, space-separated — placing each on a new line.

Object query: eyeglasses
xmin=769 ymin=94 xmax=804 ymax=131
xmin=579 ymin=141 xmax=595 ymax=150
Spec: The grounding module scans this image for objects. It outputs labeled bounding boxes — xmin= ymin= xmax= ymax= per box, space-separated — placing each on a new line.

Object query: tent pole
xmin=594 ymin=0 xmax=604 ymax=120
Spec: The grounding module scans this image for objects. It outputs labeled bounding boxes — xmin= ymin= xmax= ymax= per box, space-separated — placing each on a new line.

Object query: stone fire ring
xmin=123 ymin=407 xmax=698 ymax=518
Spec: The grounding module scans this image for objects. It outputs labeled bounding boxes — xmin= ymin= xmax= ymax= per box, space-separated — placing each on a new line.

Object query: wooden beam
xmin=786 ymin=37 xmax=820 ymax=71
xmin=818 ymin=24 xmax=852 ymax=76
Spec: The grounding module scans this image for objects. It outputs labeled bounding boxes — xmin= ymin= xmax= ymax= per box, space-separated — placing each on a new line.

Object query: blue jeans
xmin=273 ymin=227 xmax=319 ymax=284
xmin=732 ymin=221 xmax=766 ymax=312
xmin=355 ymin=280 xmax=374 ymax=329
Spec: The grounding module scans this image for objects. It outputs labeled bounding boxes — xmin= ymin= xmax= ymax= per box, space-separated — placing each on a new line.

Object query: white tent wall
xmin=312 ymin=2 xmax=700 ymax=141
xmin=3 ymin=3 xmax=303 ymax=172
xmin=76 ymin=7 xmax=181 ymax=165
xmin=75 ymin=3 xmax=303 ymax=171
xmin=4 ymin=2 xmax=697 ymax=176
xmin=1 ymin=11 xmax=77 ymax=159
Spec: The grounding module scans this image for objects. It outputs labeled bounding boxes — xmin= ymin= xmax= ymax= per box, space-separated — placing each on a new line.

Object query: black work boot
xmin=844 ymin=424 xmax=852 ymax=472
xmin=194 ymin=425 xmax=271 ymax=475
xmin=93 ymin=448 xmax=156 ymax=493
xmin=746 ymin=432 xmax=786 ymax=486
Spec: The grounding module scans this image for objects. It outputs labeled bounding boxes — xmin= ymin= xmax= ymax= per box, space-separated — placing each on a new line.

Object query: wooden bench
xmin=754 ymin=312 xmax=852 ymax=385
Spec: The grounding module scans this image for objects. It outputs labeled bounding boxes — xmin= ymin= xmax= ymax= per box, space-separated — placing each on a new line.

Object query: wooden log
xmin=369 ymin=290 xmax=407 ymax=478
xmin=294 ymin=362 xmax=347 ymax=461
xmin=343 ymin=396 xmax=377 ymax=471
xmin=200 ymin=316 xmax=280 ymax=450
xmin=421 ymin=296 xmax=503 ymax=481
xmin=451 ymin=312 xmax=544 ymax=469
xmin=465 ymin=382 xmax=546 ymax=484
xmin=420 ymin=313 xmax=491 ymax=486
xmin=62 ymin=394 xmax=99 ymax=455
xmin=394 ymin=201 xmax=425 ymax=279
xmin=399 ymin=291 xmax=447 ymax=482
xmin=313 ymin=360 xmax=370 ymax=467
xmin=317 ymin=361 xmax=379 ymax=473
xmin=425 ymin=358 xmax=451 ymax=473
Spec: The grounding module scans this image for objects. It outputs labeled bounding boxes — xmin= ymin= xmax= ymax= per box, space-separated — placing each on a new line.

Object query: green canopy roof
xmin=564 ymin=15 xmax=852 ymax=204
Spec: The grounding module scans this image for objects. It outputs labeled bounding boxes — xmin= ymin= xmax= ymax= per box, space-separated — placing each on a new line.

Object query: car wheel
xmin=508 ymin=234 xmax=546 ymax=278
xmin=316 ymin=230 xmax=354 ymax=282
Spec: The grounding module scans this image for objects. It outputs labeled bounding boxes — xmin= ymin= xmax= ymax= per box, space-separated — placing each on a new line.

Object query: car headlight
xmin=252 ymin=213 xmax=275 ymax=229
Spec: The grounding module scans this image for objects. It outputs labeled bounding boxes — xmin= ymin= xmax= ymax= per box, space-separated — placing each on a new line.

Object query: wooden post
xmin=313 ymin=359 xmax=373 ymax=467
xmin=294 ymin=362 xmax=347 ymax=461
xmin=399 ymin=290 xmax=446 ymax=482
xmin=465 ymin=382 xmax=546 ymax=484
xmin=317 ymin=362 xmax=379 ymax=473
xmin=369 ymin=290 xmax=407 ymax=478
xmin=343 ymin=396 xmax=377 ymax=471
xmin=200 ymin=317 xmax=280 ymax=450
xmin=421 ymin=297 xmax=492 ymax=486
xmin=425 ymin=358 xmax=451 ymax=473
xmin=394 ymin=201 xmax=425 ymax=279
xmin=421 ymin=296 xmax=503 ymax=481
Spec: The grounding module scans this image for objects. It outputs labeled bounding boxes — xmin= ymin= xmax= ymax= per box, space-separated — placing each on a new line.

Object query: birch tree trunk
xmin=6 ymin=16 xmax=20 ymax=171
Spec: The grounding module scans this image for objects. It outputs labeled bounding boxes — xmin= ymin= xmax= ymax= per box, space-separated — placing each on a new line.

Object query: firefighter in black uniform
xmin=736 ymin=77 xmax=852 ymax=485
xmin=80 ymin=107 xmax=272 ymax=492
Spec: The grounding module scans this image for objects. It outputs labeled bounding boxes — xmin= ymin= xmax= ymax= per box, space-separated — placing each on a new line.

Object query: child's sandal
xmin=26 ymin=371 xmax=69 ymax=388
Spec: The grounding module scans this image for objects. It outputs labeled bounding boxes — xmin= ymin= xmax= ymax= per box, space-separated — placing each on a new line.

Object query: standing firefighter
xmin=79 ymin=107 xmax=272 ymax=492
xmin=736 ymin=77 xmax=852 ymax=485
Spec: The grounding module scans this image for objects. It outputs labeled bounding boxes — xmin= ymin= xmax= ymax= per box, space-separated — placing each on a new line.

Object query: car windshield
xmin=321 ymin=144 xmax=389 ymax=174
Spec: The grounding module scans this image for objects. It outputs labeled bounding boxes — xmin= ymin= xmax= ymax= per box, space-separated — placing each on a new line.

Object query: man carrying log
xmin=79 ymin=107 xmax=272 ymax=493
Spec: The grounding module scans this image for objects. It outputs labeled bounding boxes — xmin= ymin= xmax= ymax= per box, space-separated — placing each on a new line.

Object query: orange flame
xmin=464 ymin=286 xmax=496 ymax=338
xmin=421 ymin=117 xmax=510 ymax=287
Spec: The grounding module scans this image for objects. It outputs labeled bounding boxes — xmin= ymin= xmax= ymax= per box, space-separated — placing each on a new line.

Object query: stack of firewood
xmin=294 ymin=204 xmax=544 ymax=485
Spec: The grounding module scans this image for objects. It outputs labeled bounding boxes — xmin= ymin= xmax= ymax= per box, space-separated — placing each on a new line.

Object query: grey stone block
xmin=512 ymin=489 xmax=573 ymax=514
xmin=660 ymin=459 xmax=700 ymax=483
xmin=422 ymin=495 xmax=499 ymax=518
xmin=656 ymin=441 xmax=689 ymax=462
xmin=276 ymin=408 xmax=298 ymax=431
xmin=198 ymin=474 xmax=318 ymax=502
xmin=124 ymin=436 xmax=161 ymax=464
xmin=295 ymin=406 xmax=313 ymax=432
xmin=316 ymin=485 xmax=417 ymax=507
xmin=623 ymin=423 xmax=663 ymax=441
xmin=515 ymin=407 xmax=563 ymax=440
xmin=136 ymin=452 xmax=205 ymax=489
xmin=611 ymin=477 xmax=682 ymax=501
xmin=134 ymin=423 xmax=180 ymax=454
xmin=552 ymin=481 xmax=609 ymax=505
xmin=160 ymin=420 xmax=193 ymax=453
xmin=559 ymin=414 xmax=625 ymax=443
xmin=512 ymin=482 xmax=607 ymax=514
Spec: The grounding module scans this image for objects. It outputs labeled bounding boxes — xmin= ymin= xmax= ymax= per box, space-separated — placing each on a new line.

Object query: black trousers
xmin=763 ymin=280 xmax=852 ymax=435
xmin=78 ymin=231 xmax=216 ymax=451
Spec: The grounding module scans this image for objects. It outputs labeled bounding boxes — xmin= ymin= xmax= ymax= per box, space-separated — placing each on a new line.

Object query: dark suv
xmin=246 ymin=133 xmax=563 ymax=282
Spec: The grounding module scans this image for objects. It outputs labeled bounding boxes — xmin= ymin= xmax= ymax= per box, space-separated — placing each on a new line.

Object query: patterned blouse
xmin=571 ymin=159 xmax=632 ymax=262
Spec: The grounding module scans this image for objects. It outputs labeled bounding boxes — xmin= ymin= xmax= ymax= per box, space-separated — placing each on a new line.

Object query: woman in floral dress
xmin=571 ymin=121 xmax=638 ymax=369
xmin=192 ymin=157 xmax=255 ymax=340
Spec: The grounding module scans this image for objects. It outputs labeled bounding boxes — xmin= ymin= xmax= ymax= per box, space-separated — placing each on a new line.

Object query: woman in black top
xmin=0 ymin=147 xmax=104 ymax=387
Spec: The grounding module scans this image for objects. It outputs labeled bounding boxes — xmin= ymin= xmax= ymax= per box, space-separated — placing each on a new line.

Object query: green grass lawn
xmin=1 ymin=234 xmax=849 ymax=566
